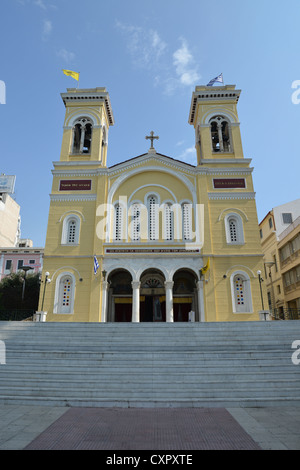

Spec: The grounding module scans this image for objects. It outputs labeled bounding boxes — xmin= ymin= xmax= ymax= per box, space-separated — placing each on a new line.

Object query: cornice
xmin=50 ymin=194 xmax=97 ymax=202
xmin=208 ymin=191 xmax=256 ymax=200
xmin=52 ymin=168 xmax=108 ymax=177
xmin=61 ymin=90 xmax=114 ymax=126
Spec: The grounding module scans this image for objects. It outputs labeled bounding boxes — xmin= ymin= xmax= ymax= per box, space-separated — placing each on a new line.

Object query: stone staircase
xmin=0 ymin=321 xmax=299 ymax=408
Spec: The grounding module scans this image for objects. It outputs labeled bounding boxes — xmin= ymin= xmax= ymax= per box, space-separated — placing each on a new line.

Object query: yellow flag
xmin=200 ymin=258 xmax=210 ymax=275
xmin=62 ymin=69 xmax=79 ymax=81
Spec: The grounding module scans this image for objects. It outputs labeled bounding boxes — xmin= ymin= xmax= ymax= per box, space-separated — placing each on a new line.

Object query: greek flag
xmin=207 ymin=73 xmax=223 ymax=86
xmin=94 ymin=255 xmax=99 ymax=275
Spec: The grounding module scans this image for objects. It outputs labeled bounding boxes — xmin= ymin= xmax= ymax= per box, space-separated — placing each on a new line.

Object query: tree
xmin=0 ymin=272 xmax=40 ymax=311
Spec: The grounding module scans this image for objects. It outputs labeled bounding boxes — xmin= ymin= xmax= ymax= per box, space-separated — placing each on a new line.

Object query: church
xmin=39 ymin=83 xmax=266 ymax=322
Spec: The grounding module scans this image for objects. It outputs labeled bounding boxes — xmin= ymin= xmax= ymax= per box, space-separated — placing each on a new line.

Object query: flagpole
xmin=77 ymin=73 xmax=80 ymax=89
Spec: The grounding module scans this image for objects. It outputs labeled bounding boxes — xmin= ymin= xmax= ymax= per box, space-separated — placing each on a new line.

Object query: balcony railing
xmin=270 ymin=308 xmax=300 ymax=321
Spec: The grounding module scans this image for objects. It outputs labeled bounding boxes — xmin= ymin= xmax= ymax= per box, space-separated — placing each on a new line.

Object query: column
xmin=131 ymin=281 xmax=140 ymax=322
xmin=197 ymin=280 xmax=205 ymax=322
xmin=165 ymin=281 xmax=174 ymax=322
xmin=101 ymin=281 xmax=109 ymax=322
xmin=79 ymin=125 xmax=86 ymax=153
xmin=217 ymin=123 xmax=224 ymax=152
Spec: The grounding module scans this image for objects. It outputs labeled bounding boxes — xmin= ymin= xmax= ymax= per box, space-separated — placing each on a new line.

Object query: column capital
xmin=102 ymin=281 xmax=110 ymax=290
xmin=164 ymin=280 xmax=174 ymax=289
xmin=131 ymin=281 xmax=141 ymax=289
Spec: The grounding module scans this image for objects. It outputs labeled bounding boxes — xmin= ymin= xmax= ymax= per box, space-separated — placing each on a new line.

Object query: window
xmin=260 ymin=229 xmax=263 ymax=239
xmin=282 ymin=213 xmax=293 ymax=224
xmin=54 ymin=272 xmax=76 ymax=314
xmin=277 ymin=285 xmax=281 ymax=294
xmin=61 ymin=214 xmax=80 ymax=245
xmin=164 ymin=203 xmax=174 ymax=241
xmin=229 ymin=219 xmax=238 ymax=242
xmin=209 ymin=115 xmax=232 ymax=152
xmin=280 ymin=244 xmax=291 ymax=262
xmin=148 ymin=195 xmax=158 ymax=241
xmin=225 ymin=213 xmax=244 ymax=244
xmin=72 ymin=117 xmax=93 ymax=154
xmin=114 ymin=203 xmax=123 ymax=241
xmin=284 ymin=271 xmax=294 ymax=287
xmin=67 ymin=220 xmax=77 ymax=243
xmin=17 ymin=260 xmax=23 ymax=270
xmin=5 ymin=260 xmax=12 ymax=273
xmin=291 ymin=234 xmax=300 ymax=254
xmin=231 ymin=271 xmax=253 ymax=313
xmin=273 ymin=254 xmax=278 ymax=272
xmin=131 ymin=203 xmax=141 ymax=241
xmin=29 ymin=259 xmax=35 ymax=264
xmin=182 ymin=203 xmax=192 ymax=241
xmin=269 ymin=217 xmax=273 ymax=229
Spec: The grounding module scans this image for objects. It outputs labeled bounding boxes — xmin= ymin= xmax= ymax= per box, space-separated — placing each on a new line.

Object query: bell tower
xmin=59 ymin=87 xmax=114 ymax=166
xmin=188 ymin=85 xmax=243 ymax=165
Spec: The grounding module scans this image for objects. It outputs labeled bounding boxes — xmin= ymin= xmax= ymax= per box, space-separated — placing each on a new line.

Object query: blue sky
xmin=1 ymin=0 xmax=300 ymax=246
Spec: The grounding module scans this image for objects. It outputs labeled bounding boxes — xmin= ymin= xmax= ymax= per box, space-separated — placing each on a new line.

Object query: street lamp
xmin=41 ymin=271 xmax=51 ymax=311
xmin=21 ymin=266 xmax=34 ymax=302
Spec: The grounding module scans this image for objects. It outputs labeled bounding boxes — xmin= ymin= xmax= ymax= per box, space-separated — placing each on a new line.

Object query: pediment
xmin=108 ymin=151 xmax=196 ymax=176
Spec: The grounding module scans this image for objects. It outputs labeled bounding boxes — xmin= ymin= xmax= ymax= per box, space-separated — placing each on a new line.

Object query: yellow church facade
xmin=39 ymin=84 xmax=267 ymax=322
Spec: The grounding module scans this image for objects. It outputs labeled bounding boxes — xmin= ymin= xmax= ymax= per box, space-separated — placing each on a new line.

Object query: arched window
xmin=209 ymin=115 xmax=231 ymax=152
xmin=225 ymin=213 xmax=244 ymax=245
xmin=101 ymin=126 xmax=107 ymax=162
xmin=114 ymin=203 xmax=123 ymax=241
xmin=54 ymin=272 xmax=76 ymax=314
xmin=230 ymin=271 xmax=253 ymax=313
xmin=164 ymin=203 xmax=174 ymax=241
xmin=61 ymin=214 xmax=80 ymax=245
xmin=72 ymin=117 xmax=93 ymax=154
xmin=67 ymin=219 xmax=77 ymax=243
xmin=148 ymin=195 xmax=158 ymax=241
xmin=131 ymin=203 xmax=141 ymax=241
xmin=182 ymin=203 xmax=192 ymax=241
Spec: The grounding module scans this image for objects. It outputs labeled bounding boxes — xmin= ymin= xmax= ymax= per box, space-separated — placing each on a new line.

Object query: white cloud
xmin=177 ymin=146 xmax=197 ymax=165
xmin=57 ymin=48 xmax=76 ymax=64
xmin=173 ymin=38 xmax=200 ymax=86
xmin=34 ymin=0 xmax=47 ymax=10
xmin=42 ymin=19 xmax=52 ymax=40
xmin=116 ymin=21 xmax=167 ymax=69
xmin=116 ymin=23 xmax=200 ymax=95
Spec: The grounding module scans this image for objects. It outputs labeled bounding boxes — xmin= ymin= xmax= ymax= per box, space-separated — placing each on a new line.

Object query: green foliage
xmin=0 ymin=272 xmax=40 ymax=310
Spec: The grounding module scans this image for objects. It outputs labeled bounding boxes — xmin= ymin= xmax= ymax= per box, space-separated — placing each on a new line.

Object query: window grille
xmin=165 ymin=204 xmax=173 ymax=241
xmin=114 ymin=204 xmax=122 ymax=241
xmin=229 ymin=219 xmax=238 ymax=242
xmin=148 ymin=196 xmax=157 ymax=241
xmin=182 ymin=203 xmax=192 ymax=241
xmin=68 ymin=220 xmax=77 ymax=243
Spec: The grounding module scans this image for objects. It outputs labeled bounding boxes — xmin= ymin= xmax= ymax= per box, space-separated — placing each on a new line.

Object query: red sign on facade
xmin=59 ymin=180 xmax=92 ymax=191
xmin=213 ymin=178 xmax=246 ymax=189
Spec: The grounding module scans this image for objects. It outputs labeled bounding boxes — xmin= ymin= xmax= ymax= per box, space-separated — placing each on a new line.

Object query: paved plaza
xmin=0 ymin=405 xmax=300 ymax=450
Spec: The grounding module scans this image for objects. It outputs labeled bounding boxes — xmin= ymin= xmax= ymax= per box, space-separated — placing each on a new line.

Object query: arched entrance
xmin=140 ymin=269 xmax=166 ymax=322
xmin=173 ymin=269 xmax=198 ymax=322
xmin=107 ymin=269 xmax=132 ymax=322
